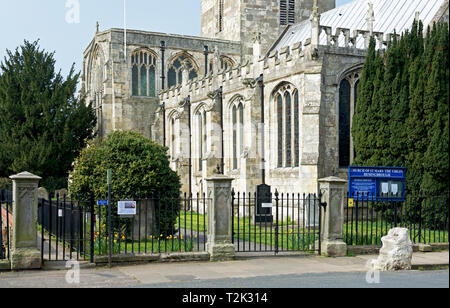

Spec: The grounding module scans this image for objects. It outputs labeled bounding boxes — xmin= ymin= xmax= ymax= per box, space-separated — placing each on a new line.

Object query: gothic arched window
xmin=275 ymin=84 xmax=299 ymax=168
xmin=231 ymin=99 xmax=244 ymax=170
xmin=131 ymin=49 xmax=157 ymax=97
xmin=196 ymin=108 xmax=207 ymax=171
xmin=221 ymin=56 xmax=234 ymax=71
xmin=90 ymin=46 xmax=105 ymax=137
xmin=339 ymin=71 xmax=360 ymax=167
xmin=280 ymin=0 xmax=295 ymax=26
xmin=170 ymin=117 xmax=176 ymax=159
xmin=167 ymin=54 xmax=199 ymax=88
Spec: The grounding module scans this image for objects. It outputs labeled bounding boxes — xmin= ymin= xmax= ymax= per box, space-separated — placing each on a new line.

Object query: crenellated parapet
xmin=158 ymin=41 xmax=312 ymax=106
xmin=318 ymin=25 xmax=399 ymax=50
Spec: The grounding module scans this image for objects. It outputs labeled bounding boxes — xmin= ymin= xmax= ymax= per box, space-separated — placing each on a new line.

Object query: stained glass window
xmin=239 ymin=104 xmax=244 ymax=156
xmin=149 ymin=66 xmax=156 ymax=97
xmin=285 ymin=93 xmax=292 ymax=167
xmin=198 ymin=113 xmax=203 ymax=171
xmin=221 ymin=57 xmax=234 ymax=71
xmin=167 ymin=55 xmax=199 ymax=88
xmin=131 ymin=49 xmax=156 ymax=97
xmin=168 ymin=68 xmax=176 ymax=88
xmin=339 ymin=79 xmax=351 ymax=168
xmin=277 ymin=94 xmax=283 ymax=168
xmin=294 ymin=91 xmax=299 ymax=167
xmin=132 ymin=65 xmax=139 ymax=96
xmin=276 ymin=85 xmax=300 ymax=168
xmin=140 ymin=67 xmax=147 ymax=97
xmin=171 ymin=118 xmax=176 ymax=158
xmin=232 ymin=105 xmax=237 ymax=170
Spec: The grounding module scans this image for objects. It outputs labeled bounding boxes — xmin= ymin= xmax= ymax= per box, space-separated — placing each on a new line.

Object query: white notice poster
xmin=118 ymin=201 xmax=137 ymax=215
xmin=391 ymin=184 xmax=399 ymax=195
xmin=382 ymin=183 xmax=389 ymax=194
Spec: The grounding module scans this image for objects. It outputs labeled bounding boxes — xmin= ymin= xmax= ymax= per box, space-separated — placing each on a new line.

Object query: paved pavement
xmin=0 ymin=251 xmax=447 ymax=288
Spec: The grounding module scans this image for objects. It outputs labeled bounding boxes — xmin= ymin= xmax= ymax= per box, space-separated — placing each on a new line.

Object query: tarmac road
xmin=135 ymin=270 xmax=449 ymax=288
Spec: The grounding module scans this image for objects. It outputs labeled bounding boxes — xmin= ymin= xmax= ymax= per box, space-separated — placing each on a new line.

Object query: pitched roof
xmin=272 ymin=0 xmax=447 ymax=52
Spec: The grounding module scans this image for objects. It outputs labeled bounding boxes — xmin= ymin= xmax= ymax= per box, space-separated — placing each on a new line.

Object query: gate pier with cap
xmin=318 ymin=176 xmax=348 ymax=257
xmin=9 ymin=171 xmax=42 ymax=270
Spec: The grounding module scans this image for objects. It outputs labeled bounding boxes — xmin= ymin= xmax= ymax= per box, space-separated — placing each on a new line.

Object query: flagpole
xmin=124 ymin=0 xmax=127 ymax=62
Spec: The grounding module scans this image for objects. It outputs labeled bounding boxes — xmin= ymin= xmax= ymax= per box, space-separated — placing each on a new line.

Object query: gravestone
xmin=255 ymin=184 xmax=273 ymax=223
xmin=305 ymin=193 xmax=319 ymax=228
xmin=54 ymin=188 xmax=69 ymax=200
xmin=38 ymin=187 xmax=49 ymax=201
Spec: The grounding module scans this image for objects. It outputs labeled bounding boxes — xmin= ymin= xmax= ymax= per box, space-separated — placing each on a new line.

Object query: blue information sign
xmin=349 ymin=166 xmax=406 ymax=201
xmin=97 ymin=200 xmax=108 ymax=206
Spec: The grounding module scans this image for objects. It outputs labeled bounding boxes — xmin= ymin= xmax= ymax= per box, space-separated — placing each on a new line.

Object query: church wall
xmin=319 ymin=46 xmax=367 ymax=184
xmin=82 ymin=29 xmax=241 ymax=140
xmin=159 ymin=40 xmax=328 ymax=196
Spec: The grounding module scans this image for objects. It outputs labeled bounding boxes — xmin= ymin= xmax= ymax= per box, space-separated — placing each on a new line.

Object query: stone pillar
xmin=9 ymin=172 xmax=42 ymax=270
xmin=206 ymin=174 xmax=235 ymax=261
xmin=318 ymin=176 xmax=347 ymax=257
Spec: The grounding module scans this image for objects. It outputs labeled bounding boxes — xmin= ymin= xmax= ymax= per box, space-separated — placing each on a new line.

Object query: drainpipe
xmin=257 ymin=74 xmax=265 ymax=184
xmin=160 ymin=41 xmax=166 ymax=147
xmin=204 ymin=45 xmax=209 ymax=76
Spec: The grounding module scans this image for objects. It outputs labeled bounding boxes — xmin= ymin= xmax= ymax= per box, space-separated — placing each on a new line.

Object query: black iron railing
xmin=38 ymin=192 xmax=209 ymax=261
xmin=231 ymin=190 xmax=323 ymax=254
xmin=345 ymin=192 xmax=449 ymax=246
xmin=0 ymin=189 xmax=12 ymax=260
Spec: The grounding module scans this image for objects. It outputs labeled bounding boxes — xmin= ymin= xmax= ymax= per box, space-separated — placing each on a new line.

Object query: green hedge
xmin=69 ymin=131 xmax=181 ymax=236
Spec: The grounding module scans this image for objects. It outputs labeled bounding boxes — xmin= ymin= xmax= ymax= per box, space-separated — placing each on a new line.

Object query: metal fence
xmin=231 ymin=190 xmax=323 ymax=254
xmin=38 ymin=192 xmax=209 ymax=262
xmin=38 ymin=195 xmax=91 ymax=262
xmin=345 ymin=192 xmax=449 ymax=246
xmin=0 ymin=189 xmax=12 ymax=260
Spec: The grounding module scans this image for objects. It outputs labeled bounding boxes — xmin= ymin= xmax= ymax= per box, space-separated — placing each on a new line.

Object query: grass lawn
xmin=344 ymin=220 xmax=449 ymax=246
xmin=178 ymin=211 xmax=319 ymax=251
xmin=93 ymin=236 xmax=197 ymax=255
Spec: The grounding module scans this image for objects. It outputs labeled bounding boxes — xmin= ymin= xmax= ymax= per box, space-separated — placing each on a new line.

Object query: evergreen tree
xmin=0 ymin=40 xmax=96 ymax=191
xmin=405 ymin=50 xmax=426 ymax=192
xmin=353 ymin=20 xmax=448 ymax=194
xmin=369 ymin=51 xmax=387 ymax=165
xmin=352 ymin=37 xmax=378 ymax=165
xmin=390 ymin=22 xmax=423 ymax=168
xmin=422 ymin=23 xmax=449 ymax=192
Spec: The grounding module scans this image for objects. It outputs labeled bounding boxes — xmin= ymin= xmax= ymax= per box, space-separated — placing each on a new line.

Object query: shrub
xmin=69 ymin=131 xmax=181 ymax=236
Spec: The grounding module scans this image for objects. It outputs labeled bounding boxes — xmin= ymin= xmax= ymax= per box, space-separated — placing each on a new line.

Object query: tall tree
xmin=369 ymin=51 xmax=386 ymax=165
xmin=0 ymin=40 xmax=96 ymax=191
xmin=354 ymin=21 xmax=448 ymax=194
xmin=422 ymin=23 xmax=449 ymax=192
xmin=352 ymin=37 xmax=378 ymax=165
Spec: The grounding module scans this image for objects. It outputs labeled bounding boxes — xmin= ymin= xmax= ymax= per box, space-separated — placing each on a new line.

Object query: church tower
xmin=201 ymin=0 xmax=335 ymax=60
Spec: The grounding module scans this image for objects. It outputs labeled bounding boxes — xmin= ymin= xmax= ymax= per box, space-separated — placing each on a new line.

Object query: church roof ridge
xmin=273 ymin=0 xmax=446 ymax=52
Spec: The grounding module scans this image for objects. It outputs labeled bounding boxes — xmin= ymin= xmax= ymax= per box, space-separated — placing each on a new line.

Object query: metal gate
xmin=231 ymin=189 xmax=324 ymax=255
xmin=38 ymin=194 xmax=93 ymax=262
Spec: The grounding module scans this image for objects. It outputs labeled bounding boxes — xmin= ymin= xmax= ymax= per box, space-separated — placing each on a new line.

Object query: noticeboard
xmin=349 ymin=166 xmax=406 ymax=201
xmin=117 ymin=201 xmax=137 ymax=216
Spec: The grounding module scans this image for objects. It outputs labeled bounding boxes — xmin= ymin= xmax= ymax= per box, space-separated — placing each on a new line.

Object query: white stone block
xmin=369 ymin=228 xmax=413 ymax=271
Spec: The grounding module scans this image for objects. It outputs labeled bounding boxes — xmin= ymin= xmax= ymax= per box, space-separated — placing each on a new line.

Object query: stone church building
xmin=81 ymin=0 xmax=449 ymax=196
